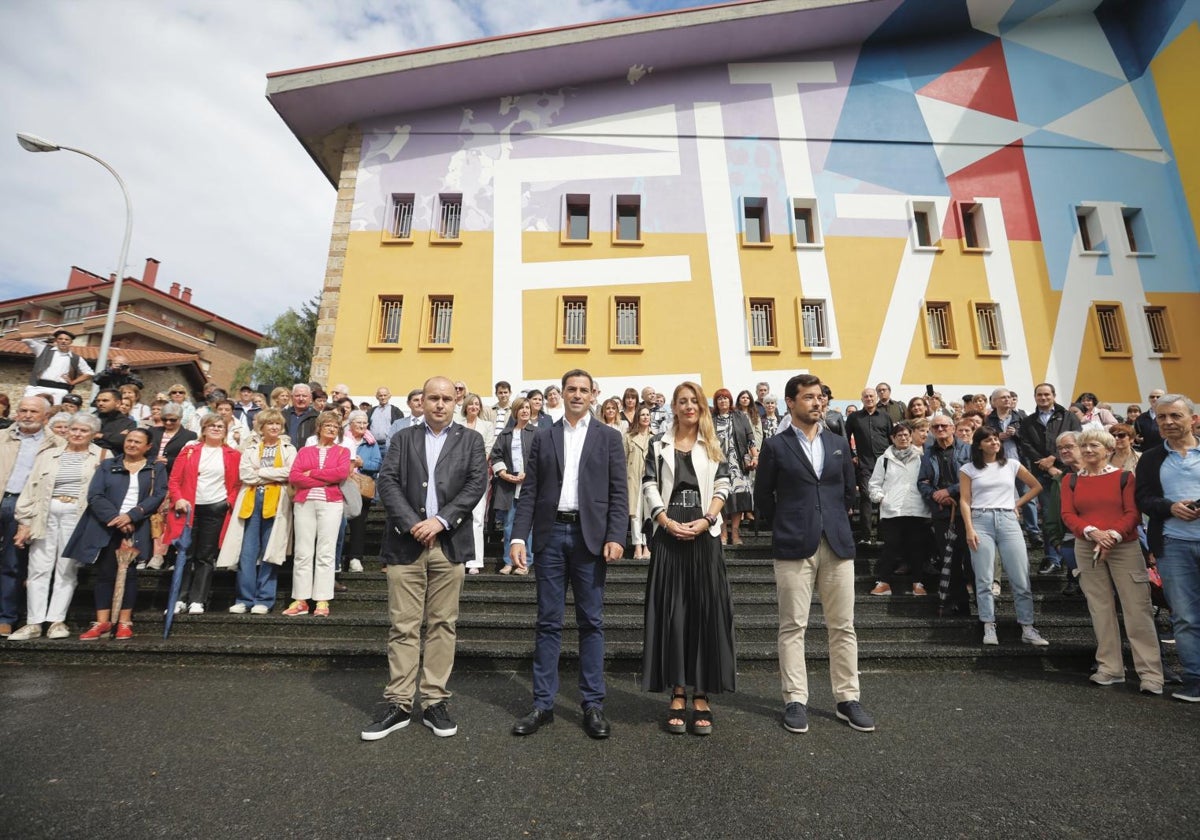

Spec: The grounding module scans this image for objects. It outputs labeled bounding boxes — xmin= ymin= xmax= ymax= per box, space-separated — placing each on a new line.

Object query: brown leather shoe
xmin=0 ymin=623 xmax=12 ymax=638
xmin=334 ymin=581 xmax=348 ymax=593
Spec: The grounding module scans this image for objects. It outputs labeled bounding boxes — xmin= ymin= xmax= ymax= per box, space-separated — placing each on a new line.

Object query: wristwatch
xmin=704 ymin=513 xmax=718 ymax=526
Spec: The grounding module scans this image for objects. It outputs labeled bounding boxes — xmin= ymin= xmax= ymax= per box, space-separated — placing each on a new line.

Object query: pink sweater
xmin=289 ymin=444 xmax=351 ymax=504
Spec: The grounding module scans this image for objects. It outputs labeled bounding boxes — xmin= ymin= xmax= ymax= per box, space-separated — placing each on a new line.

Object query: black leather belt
xmin=554 ymin=510 xmax=581 ymax=524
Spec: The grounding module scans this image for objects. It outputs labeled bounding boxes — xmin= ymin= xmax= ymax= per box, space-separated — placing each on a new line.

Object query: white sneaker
xmin=991 ymin=581 xmax=1001 ymax=596
xmin=250 ymin=605 xmax=270 ymax=615
xmin=136 ymin=561 xmax=148 ymax=570
xmin=7 ymin=623 xmax=43 ymax=641
xmin=172 ymin=601 xmax=186 ymax=615
xmin=1021 ymin=625 xmax=1050 ymax=647
xmin=147 ymin=556 xmax=165 ymax=570
xmin=228 ymin=603 xmax=248 ymax=614
xmin=982 ymin=623 xmax=999 ymax=646
xmin=348 ymin=558 xmax=364 ymax=573
xmin=187 ymin=602 xmax=205 ymax=615
xmin=47 ymin=622 xmax=70 ymax=640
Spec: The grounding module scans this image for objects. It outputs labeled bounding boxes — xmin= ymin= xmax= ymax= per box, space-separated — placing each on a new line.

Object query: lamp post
xmin=16 ymin=132 xmax=132 ymax=398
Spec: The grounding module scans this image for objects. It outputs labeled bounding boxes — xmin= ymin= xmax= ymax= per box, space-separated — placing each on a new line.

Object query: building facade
xmin=269 ymin=0 xmax=1200 ymax=403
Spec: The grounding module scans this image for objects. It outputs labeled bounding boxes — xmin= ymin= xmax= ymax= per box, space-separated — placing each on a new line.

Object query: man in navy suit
xmin=509 ymin=369 xmax=628 ymax=739
xmin=360 ymin=376 xmax=486 ymax=742
xmin=756 ymin=373 xmax=876 ymax=734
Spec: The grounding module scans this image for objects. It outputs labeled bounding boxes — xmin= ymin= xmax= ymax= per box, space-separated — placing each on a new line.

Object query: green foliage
xmin=231 ymin=294 xmax=320 ymax=393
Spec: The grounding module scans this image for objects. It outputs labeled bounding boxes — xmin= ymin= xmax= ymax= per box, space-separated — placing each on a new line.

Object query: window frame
xmin=790 ymin=198 xmax=823 ymax=250
xmin=419 ymin=295 xmax=455 ymax=349
xmin=430 ymin=193 xmax=464 ymax=245
xmin=1076 ymin=205 xmax=1106 ymax=255
xmin=368 ymin=294 xmax=405 ymax=350
xmin=746 ymin=297 xmax=780 ymax=352
xmin=909 ymin=200 xmax=942 ymax=252
xmin=741 ymin=197 xmax=771 ymax=248
xmin=612 ymin=194 xmax=643 ymax=245
xmin=1090 ymin=301 xmax=1131 ymax=358
xmin=969 ymin=300 xmax=1007 ymax=356
xmin=1143 ymin=305 xmax=1178 ymax=358
xmin=561 ymin=193 xmax=592 ymax=245
xmin=796 ymin=298 xmax=830 ymax=353
xmin=610 ymin=295 xmax=643 ymax=351
xmin=1121 ymin=207 xmax=1154 ymax=257
xmin=957 ymin=201 xmax=990 ymax=253
xmin=556 ymin=294 xmax=590 ymax=351
xmin=382 ymin=192 xmax=415 ymax=243
xmin=921 ymin=300 xmax=958 ymax=355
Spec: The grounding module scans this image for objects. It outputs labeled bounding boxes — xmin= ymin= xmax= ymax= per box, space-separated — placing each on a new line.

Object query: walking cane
xmin=936 ymin=506 xmax=958 ymax=615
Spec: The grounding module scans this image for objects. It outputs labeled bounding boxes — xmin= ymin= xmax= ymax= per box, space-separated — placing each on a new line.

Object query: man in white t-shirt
xmin=23 ymin=329 xmax=94 ymax=404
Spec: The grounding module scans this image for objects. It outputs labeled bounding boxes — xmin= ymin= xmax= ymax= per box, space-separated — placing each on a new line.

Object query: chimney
xmin=169 ymin=282 xmax=181 ymax=298
xmin=181 ymin=286 xmax=193 ymax=303
xmin=142 ymin=258 xmax=160 ymax=288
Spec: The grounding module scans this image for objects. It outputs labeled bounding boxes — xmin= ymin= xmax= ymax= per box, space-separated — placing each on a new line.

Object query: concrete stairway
xmin=0 ymin=512 xmax=1124 ymax=671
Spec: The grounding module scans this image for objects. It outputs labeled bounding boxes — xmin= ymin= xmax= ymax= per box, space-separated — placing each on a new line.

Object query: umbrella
xmin=935 ymin=506 xmax=959 ymax=614
xmin=162 ymin=525 xmax=193 ymax=640
xmin=111 ymin=539 xmax=139 ymax=620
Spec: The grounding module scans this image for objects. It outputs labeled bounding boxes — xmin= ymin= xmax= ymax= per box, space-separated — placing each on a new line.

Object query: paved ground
xmin=2 ymin=660 xmax=1196 ymax=839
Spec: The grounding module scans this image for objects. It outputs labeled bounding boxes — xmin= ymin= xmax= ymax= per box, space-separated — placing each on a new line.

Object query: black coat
xmin=64 ymin=458 xmax=168 ymax=565
xmin=1017 ymin=403 xmax=1081 ymax=472
xmin=490 ymin=425 xmax=536 ymax=512
xmin=148 ymin=426 xmax=198 ymax=476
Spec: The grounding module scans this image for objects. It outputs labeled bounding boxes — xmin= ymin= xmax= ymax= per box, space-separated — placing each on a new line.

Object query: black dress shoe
xmin=583 ymin=706 xmax=611 ymax=739
xmin=512 ymin=708 xmax=554 ymax=736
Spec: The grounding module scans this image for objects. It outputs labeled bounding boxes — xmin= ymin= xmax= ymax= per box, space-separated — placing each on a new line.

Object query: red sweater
xmin=1061 ymin=470 xmax=1139 ymax=543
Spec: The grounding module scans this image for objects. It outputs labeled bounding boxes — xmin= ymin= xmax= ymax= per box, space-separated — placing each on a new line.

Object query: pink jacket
xmin=289 ymin=444 xmax=352 ymax=503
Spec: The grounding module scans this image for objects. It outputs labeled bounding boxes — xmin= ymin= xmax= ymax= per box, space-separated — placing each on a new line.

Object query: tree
xmin=231 ymin=294 xmax=320 ymax=393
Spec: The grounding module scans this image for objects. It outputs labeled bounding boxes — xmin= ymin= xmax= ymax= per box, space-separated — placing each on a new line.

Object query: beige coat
xmin=1 ymin=424 xmax=64 ymax=490
xmin=216 ymin=436 xmax=297 ymax=569
xmin=623 ymin=431 xmax=650 ymax=523
xmin=14 ymin=443 xmax=105 ymax=539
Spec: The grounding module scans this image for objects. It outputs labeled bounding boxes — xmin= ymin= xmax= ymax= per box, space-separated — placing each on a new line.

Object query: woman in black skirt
xmin=641 ymin=381 xmax=736 ymax=735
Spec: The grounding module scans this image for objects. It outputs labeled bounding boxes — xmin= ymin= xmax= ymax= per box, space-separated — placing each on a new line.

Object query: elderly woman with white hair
xmin=8 ymin=414 xmax=105 ymax=640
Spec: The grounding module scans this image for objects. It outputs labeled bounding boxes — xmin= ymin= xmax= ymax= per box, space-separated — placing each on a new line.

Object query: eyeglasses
xmin=1113 ymin=432 xmax=1130 ymax=439
xmin=169 ymin=390 xmax=184 ymax=395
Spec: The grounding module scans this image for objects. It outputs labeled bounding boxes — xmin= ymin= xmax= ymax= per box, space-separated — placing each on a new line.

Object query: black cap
xmin=52 ymin=328 xmax=76 ymax=340
xmin=61 ymin=394 xmax=83 ymax=406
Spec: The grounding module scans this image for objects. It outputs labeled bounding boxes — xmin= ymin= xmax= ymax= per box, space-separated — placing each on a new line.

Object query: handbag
xmin=350 ymin=471 xmax=376 ymax=500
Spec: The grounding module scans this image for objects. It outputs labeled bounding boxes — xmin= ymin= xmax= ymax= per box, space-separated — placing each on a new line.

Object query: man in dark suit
xmin=756 ymin=373 xmax=876 ymax=734
xmin=508 ymin=369 xmax=628 ymax=739
xmin=360 ymin=376 xmax=486 ymax=742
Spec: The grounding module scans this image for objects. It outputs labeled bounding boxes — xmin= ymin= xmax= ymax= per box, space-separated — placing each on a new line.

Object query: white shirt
xmin=960 ymin=460 xmax=1020 ymax=508
xmin=793 ymin=424 xmax=825 ymax=477
xmin=195 ymin=446 xmax=228 ymax=505
xmin=558 ymin=412 xmax=591 ymax=512
xmin=23 ymin=337 xmax=95 ymax=382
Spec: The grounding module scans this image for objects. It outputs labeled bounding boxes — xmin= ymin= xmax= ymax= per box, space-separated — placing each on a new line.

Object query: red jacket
xmin=164 ymin=441 xmax=242 ymax=544
xmin=289 ymin=444 xmax=351 ymax=503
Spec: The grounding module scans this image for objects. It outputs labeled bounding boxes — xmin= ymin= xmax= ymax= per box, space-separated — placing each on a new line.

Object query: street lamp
xmin=16 ymin=131 xmax=133 ymax=398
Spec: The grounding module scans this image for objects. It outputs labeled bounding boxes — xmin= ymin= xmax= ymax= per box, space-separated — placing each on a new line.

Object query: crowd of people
xmin=2 ymin=350 xmax=1198 ymax=736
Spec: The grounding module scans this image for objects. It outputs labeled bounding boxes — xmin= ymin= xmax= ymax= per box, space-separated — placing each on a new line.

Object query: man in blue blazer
xmin=756 ymin=373 xmax=876 ymax=734
xmin=361 ymin=376 xmax=486 ymax=742
xmin=509 ymin=369 xmax=628 ymax=739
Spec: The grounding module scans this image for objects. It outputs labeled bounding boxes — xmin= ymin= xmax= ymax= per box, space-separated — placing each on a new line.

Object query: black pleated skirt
xmin=641 ymin=518 xmax=737 ymax=695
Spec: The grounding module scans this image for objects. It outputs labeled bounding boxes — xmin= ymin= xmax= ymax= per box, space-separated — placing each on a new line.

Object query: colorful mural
xmin=294 ymin=0 xmax=1200 ymax=402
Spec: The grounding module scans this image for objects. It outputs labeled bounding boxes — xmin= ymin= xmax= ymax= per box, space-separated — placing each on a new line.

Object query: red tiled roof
xmin=0 ymin=338 xmax=200 ymax=368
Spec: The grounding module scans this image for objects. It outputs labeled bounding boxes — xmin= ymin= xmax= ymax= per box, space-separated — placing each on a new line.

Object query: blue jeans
xmin=235 ymin=493 xmax=278 ymax=609
xmin=1048 ymin=540 xmax=1077 ymax=573
xmin=0 ymin=493 xmax=25 ymax=625
xmin=969 ymin=509 xmax=1035 ymax=625
xmin=501 ymin=506 xmax=533 ymax=568
xmin=532 ymin=521 xmax=607 ymax=710
xmin=1159 ymin=537 xmax=1200 ymax=687
xmin=1019 ymin=482 xmax=1040 ymax=537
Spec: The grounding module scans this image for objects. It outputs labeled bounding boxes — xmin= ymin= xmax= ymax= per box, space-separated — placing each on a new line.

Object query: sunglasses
xmin=169 ymin=390 xmax=185 ymax=395
xmin=1113 ymin=432 xmax=1130 ymax=439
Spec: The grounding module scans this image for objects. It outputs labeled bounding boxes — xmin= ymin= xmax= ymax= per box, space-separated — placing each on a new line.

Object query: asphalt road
xmin=2 ymin=661 xmax=1196 ymax=839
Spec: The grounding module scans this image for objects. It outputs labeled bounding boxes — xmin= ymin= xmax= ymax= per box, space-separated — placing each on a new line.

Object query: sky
xmin=0 ymin=0 xmax=708 ymax=331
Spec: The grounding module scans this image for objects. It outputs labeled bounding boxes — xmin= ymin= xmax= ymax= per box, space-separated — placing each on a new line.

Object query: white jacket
xmin=642 ymin=430 xmax=731 ymax=537
xmin=868 ymin=446 xmax=930 ymax=519
xmin=216 ymin=436 xmax=297 ymax=568
xmin=14 ymin=443 xmax=105 ymax=540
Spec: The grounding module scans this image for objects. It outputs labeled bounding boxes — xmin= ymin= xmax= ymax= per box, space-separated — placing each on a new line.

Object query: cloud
xmin=0 ymin=0 xmax=682 ymax=330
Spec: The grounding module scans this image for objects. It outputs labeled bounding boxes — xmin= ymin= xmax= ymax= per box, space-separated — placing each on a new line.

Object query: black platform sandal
xmin=691 ymin=694 xmax=713 ymax=736
xmin=666 ymin=691 xmax=687 ymax=734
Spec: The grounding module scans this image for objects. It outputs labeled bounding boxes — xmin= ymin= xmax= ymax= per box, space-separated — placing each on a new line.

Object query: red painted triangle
xmin=946 ymin=141 xmax=1040 ymax=242
xmin=917 ymin=41 xmax=1018 ymax=122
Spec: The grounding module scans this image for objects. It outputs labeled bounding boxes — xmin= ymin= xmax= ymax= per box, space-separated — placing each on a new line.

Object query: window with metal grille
xmin=800 ymin=299 xmax=828 ymax=349
xmin=1144 ymin=306 xmax=1174 ymax=354
xmin=615 ymin=195 xmax=641 ymax=241
xmin=925 ymin=302 xmax=955 ymax=351
xmin=614 ymin=297 xmax=640 ymax=346
xmin=562 ymin=298 xmax=587 ymax=345
xmin=748 ymin=299 xmax=776 ymax=347
xmin=1095 ymin=305 xmax=1125 ymax=353
xmin=743 ymin=198 xmax=768 ymax=244
xmin=565 ymin=194 xmax=590 ymax=241
xmin=377 ymin=297 xmax=403 ymax=344
xmin=428 ymin=297 xmax=453 ymax=344
xmin=388 ymin=193 xmax=414 ymax=238
xmin=973 ymin=302 xmax=1006 ymax=352
xmin=62 ymin=302 xmax=96 ymax=322
xmin=0 ymin=315 xmax=18 ymax=331
xmin=438 ymin=194 xmax=462 ymax=239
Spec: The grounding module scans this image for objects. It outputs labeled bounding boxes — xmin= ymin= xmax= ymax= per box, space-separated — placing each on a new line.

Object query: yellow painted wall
xmin=1152 ymin=23 xmax=1200 ymax=254
xmin=1145 ymin=291 xmax=1200 ymax=395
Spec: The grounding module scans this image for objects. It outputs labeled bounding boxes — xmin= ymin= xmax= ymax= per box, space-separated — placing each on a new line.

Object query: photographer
xmin=92 ymin=353 xmax=143 ymax=391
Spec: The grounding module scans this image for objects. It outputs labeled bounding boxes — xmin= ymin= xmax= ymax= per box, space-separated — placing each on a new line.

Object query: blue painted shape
xmin=901 ymin=30 xmax=999 ymax=90
xmin=999 ymin=0 xmax=1063 ymax=33
xmin=1093 ymin=250 xmax=1113 ymax=276
xmin=1023 ymin=142 xmax=1199 ymax=293
xmin=1003 ymin=40 xmax=1126 ymax=128
xmin=867 ymin=0 xmax=977 ymax=44
xmin=1097 ymin=0 xmax=1189 ymax=79
xmin=825 ymin=82 xmax=945 ymax=195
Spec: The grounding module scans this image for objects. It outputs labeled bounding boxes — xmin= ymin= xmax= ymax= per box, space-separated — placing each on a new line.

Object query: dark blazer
xmin=148 ymin=426 xmax=197 ymax=476
xmin=64 ymin=458 xmax=168 ymax=565
xmin=510 ymin=418 xmax=629 ymax=557
xmin=1135 ymin=443 xmax=1186 ymax=557
xmin=369 ymin=403 xmax=404 ymax=427
xmin=1017 ymin=403 xmax=1081 ymax=471
xmin=490 ymin=425 xmax=536 ymax=513
xmin=376 ymin=422 xmax=486 ymax=565
xmin=755 ymin=428 xmax=856 ymax=560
